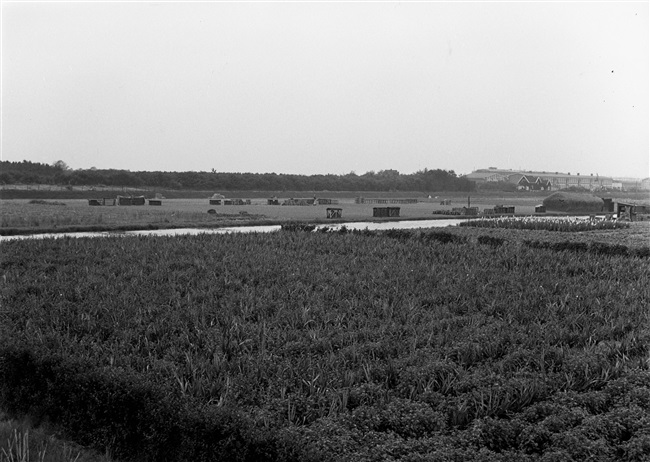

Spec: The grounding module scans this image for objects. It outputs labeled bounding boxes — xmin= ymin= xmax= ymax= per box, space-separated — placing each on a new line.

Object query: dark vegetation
xmin=542 ymin=192 xmax=606 ymax=214
xmin=1 ymin=229 xmax=649 ymax=461
xmin=0 ymin=161 xmax=474 ymax=192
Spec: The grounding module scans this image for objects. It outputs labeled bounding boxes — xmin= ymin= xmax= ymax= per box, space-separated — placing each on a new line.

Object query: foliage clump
xmin=543 ymin=191 xmax=605 ymax=214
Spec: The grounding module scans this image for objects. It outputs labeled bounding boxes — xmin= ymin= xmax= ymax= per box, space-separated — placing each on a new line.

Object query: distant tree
xmin=53 ymin=160 xmax=70 ymax=171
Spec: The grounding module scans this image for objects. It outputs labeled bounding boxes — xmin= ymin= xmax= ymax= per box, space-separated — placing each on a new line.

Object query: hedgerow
xmin=1 ymin=231 xmax=649 ymax=460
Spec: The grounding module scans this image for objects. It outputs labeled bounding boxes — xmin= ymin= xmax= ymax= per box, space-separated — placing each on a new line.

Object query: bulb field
xmin=459 ymin=216 xmax=630 ymax=232
xmin=1 ymin=229 xmax=649 ymax=461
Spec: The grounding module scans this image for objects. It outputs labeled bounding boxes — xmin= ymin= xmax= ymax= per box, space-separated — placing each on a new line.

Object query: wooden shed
xmin=373 ymin=207 xmax=400 ymax=218
xmin=326 ymin=208 xmax=343 ymax=219
xmin=117 ymin=195 xmax=145 ymax=206
xmin=493 ymin=205 xmax=515 ymax=214
xmin=616 ymin=202 xmax=637 ymax=221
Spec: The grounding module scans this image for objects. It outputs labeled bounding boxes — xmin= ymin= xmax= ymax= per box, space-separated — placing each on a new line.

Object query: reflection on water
xmin=0 ymin=219 xmax=468 ymax=241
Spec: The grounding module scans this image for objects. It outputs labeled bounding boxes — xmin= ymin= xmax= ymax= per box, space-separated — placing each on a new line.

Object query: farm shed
xmin=88 ymin=198 xmax=115 ymax=206
xmin=535 ymin=205 xmax=546 ymax=213
xmin=117 ymin=195 xmax=145 ymax=206
xmin=267 ymin=197 xmax=280 ymax=205
xmin=316 ymin=198 xmax=338 ymax=205
xmin=493 ymin=205 xmax=515 ymax=214
xmin=326 ymin=208 xmax=343 ymax=219
xmin=210 ymin=194 xmax=225 ymax=205
xmin=542 ymin=192 xmax=604 ymax=214
xmin=616 ymin=202 xmax=637 ymax=221
xmin=373 ymin=207 xmax=400 ymax=218
xmin=148 ymin=199 xmax=162 ymax=206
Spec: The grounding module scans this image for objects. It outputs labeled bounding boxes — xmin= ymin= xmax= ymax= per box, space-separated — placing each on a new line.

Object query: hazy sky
xmin=2 ymin=1 xmax=648 ymax=178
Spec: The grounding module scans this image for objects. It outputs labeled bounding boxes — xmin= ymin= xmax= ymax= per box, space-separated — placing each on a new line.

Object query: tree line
xmin=0 ymin=160 xmax=475 ymax=192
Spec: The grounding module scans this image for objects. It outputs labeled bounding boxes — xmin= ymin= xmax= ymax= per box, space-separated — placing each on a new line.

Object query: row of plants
xmin=1 ymin=230 xmax=649 ymax=461
xmin=523 ymin=239 xmax=650 ymax=258
xmin=459 ymin=216 xmax=630 ymax=232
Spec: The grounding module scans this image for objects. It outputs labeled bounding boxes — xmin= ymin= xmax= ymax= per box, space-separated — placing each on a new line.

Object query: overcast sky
xmin=2 ymin=1 xmax=648 ymax=178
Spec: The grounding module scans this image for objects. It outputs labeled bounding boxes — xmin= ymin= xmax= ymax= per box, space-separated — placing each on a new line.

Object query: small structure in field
xmin=373 ymin=207 xmax=400 ymax=218
xmin=326 ymin=208 xmax=343 ymax=219
xmin=117 ymin=195 xmax=145 ymax=206
xmin=267 ymin=197 xmax=280 ymax=205
xmin=209 ymin=193 xmax=225 ymax=205
xmin=88 ymin=198 xmax=116 ymax=206
xmin=492 ymin=205 xmax=515 ymax=214
xmin=148 ymin=199 xmax=162 ymax=206
xmin=535 ymin=205 xmax=546 ymax=213
xmin=616 ymin=202 xmax=637 ymax=221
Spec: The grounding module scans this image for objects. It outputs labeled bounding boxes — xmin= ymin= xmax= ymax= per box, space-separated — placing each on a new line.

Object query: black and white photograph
xmin=1 ymin=1 xmax=649 ymax=461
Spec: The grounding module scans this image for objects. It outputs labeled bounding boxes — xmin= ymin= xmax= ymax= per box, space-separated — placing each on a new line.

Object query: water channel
xmin=0 ymin=219 xmax=470 ymax=241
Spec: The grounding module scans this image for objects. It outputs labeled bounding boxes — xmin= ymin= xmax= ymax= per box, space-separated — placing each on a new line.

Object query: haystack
xmin=542 ymin=192 xmax=604 ymax=214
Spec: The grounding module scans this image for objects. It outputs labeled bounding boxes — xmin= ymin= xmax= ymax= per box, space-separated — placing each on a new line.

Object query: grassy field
xmin=1 ymin=225 xmax=649 ymax=461
xmin=0 ymin=192 xmax=610 ymax=236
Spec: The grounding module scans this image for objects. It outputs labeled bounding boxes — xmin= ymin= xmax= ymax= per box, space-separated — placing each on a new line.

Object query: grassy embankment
xmin=1 ymin=225 xmax=649 ymax=461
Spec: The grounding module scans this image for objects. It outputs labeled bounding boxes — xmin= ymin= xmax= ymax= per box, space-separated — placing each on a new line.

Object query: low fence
xmin=224 ymin=199 xmax=251 ymax=205
xmin=283 ymin=198 xmax=316 ymax=206
xmin=356 ymin=197 xmax=418 ymax=204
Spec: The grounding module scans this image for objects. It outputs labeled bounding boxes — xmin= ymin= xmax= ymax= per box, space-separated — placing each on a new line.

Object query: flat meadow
xmin=0 ymin=193 xmax=548 ymax=235
xmin=1 ymin=221 xmax=649 ymax=461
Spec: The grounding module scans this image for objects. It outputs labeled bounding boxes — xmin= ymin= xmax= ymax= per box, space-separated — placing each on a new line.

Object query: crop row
xmin=1 ymin=231 xmax=649 ymax=461
xmin=459 ymin=216 xmax=630 ymax=232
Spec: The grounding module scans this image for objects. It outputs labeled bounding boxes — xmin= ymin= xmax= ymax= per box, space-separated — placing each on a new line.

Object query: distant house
xmin=511 ymin=175 xmax=552 ymax=191
xmin=464 ymin=169 xmax=613 ymax=191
